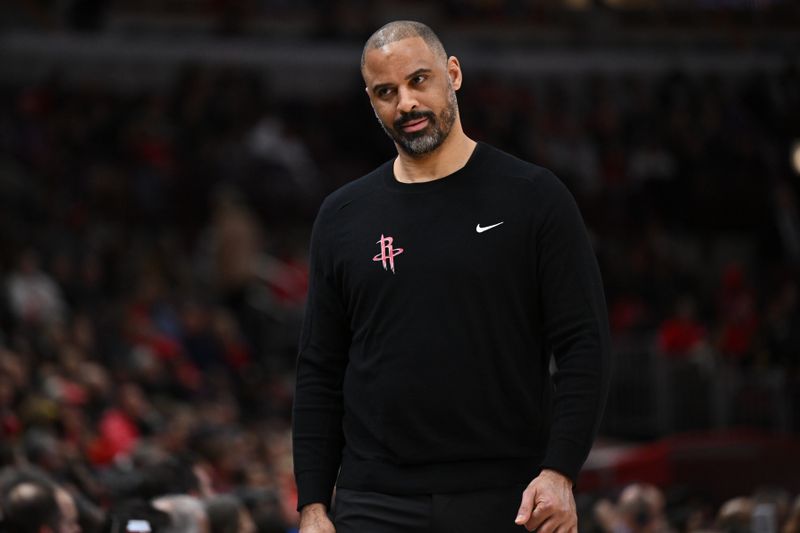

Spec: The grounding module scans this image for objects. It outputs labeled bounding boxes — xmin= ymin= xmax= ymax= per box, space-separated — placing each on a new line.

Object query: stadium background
xmin=0 ymin=1 xmax=799 ymax=531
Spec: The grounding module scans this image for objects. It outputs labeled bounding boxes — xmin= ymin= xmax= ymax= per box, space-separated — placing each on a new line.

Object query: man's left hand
xmin=515 ymin=469 xmax=577 ymax=532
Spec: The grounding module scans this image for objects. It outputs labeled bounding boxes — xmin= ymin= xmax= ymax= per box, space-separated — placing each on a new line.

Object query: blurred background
xmin=0 ymin=1 xmax=799 ymax=532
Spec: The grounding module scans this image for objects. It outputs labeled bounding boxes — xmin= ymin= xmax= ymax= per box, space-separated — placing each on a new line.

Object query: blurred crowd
xmin=7 ymin=0 xmax=800 ymax=37
xmin=587 ymin=482 xmax=800 ymax=533
xmin=462 ymin=66 xmax=800 ymax=384
xmin=0 ymin=67 xmax=310 ymax=531
xmin=0 ymin=38 xmax=799 ymax=532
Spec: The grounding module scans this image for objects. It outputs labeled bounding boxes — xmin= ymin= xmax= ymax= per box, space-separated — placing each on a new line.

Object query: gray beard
xmin=376 ymin=85 xmax=458 ymax=158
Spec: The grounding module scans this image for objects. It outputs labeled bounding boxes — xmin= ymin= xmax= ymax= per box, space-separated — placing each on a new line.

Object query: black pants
xmin=332 ymin=484 xmax=530 ymax=533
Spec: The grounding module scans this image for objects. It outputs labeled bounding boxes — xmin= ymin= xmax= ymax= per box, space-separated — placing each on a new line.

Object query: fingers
xmin=525 ymin=515 xmax=552 ymax=533
xmin=517 ymin=482 xmax=549 ymax=527
xmin=516 ymin=476 xmax=578 ymax=532
xmin=515 ymin=486 xmax=534 ymax=525
xmin=518 ymin=496 xmax=576 ymax=533
xmin=523 ymin=503 xmax=551 ymax=532
xmin=516 ymin=485 xmax=553 ymax=531
xmin=549 ymin=523 xmax=577 ymax=533
xmin=524 ymin=514 xmax=577 ymax=533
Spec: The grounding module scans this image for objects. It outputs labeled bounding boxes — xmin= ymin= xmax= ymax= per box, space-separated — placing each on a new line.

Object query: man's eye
xmin=412 ymin=75 xmax=426 ymax=85
xmin=377 ymin=87 xmax=394 ymax=97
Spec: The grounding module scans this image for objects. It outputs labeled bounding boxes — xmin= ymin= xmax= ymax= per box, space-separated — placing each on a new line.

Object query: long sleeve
xmin=535 ymin=174 xmax=612 ymax=483
xmin=292 ymin=204 xmax=351 ymax=510
xmin=290 ymin=145 xmax=611 ymax=498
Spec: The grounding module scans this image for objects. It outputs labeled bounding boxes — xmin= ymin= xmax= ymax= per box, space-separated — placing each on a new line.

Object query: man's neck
xmin=393 ymin=126 xmax=477 ymax=184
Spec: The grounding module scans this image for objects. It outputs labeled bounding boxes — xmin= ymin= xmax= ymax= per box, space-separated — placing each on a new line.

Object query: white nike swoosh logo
xmin=476 ymin=221 xmax=504 ymax=233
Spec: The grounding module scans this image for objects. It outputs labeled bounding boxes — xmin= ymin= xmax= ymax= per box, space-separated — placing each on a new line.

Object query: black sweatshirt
xmin=292 ymin=142 xmax=611 ymax=511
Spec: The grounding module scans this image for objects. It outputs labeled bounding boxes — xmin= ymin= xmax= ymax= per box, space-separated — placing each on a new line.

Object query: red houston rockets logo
xmin=372 ymin=234 xmax=404 ymax=274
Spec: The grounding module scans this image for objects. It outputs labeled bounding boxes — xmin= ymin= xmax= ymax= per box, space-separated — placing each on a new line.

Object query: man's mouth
xmin=400 ymin=117 xmax=429 ymax=133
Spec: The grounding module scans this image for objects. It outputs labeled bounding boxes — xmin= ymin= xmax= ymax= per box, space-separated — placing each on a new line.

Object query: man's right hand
xmin=299 ymin=503 xmax=336 ymax=533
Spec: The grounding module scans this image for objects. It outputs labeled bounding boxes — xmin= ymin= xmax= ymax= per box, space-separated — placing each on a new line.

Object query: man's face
xmin=362 ymin=36 xmax=460 ymax=157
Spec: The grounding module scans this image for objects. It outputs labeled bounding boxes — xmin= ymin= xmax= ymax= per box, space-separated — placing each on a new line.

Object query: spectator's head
xmin=0 ymin=477 xmax=61 ymax=533
xmin=22 ymin=428 xmax=65 ymax=474
xmin=205 ymin=495 xmax=255 ymax=533
xmin=137 ymin=457 xmax=201 ymax=500
xmin=0 ymin=468 xmax=84 ymax=533
xmin=753 ymin=487 xmax=791 ymax=530
xmin=152 ymin=495 xmax=209 ymax=533
xmin=717 ymin=496 xmax=754 ymax=533
xmin=118 ymin=383 xmax=149 ymax=420
xmin=783 ymin=495 xmax=800 ymax=533
xmin=617 ymin=483 xmax=666 ymax=533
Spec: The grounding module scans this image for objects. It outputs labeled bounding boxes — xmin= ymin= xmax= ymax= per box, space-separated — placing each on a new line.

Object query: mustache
xmin=394 ymin=110 xmax=436 ymax=131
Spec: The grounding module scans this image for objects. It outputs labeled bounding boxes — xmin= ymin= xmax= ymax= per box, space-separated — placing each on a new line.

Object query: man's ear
xmin=447 ymin=56 xmax=463 ymax=91
xmin=365 ymin=86 xmax=377 ymax=103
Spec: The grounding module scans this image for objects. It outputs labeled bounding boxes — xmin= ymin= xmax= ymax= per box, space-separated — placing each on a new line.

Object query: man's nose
xmin=397 ymin=87 xmax=418 ymax=114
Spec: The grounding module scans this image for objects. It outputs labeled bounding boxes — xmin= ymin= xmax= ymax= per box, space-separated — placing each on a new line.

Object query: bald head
xmin=154 ymin=495 xmax=209 ymax=533
xmin=3 ymin=480 xmax=61 ymax=533
xmin=361 ymin=20 xmax=447 ymax=71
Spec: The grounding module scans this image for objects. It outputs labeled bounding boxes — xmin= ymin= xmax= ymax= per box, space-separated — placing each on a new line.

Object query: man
xmin=292 ymin=20 xmax=611 ymax=533
xmin=593 ymin=483 xmax=670 ymax=533
xmin=1 ymin=478 xmax=61 ymax=533
xmin=205 ymin=494 xmax=257 ymax=533
xmin=152 ymin=495 xmax=210 ymax=533
xmin=0 ymin=468 xmax=82 ymax=533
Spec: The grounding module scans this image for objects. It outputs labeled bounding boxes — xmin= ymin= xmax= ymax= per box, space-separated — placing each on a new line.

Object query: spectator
xmin=715 ymin=263 xmax=759 ymax=363
xmin=152 ymin=495 xmax=210 ymax=533
xmin=0 ymin=468 xmax=82 ymax=533
xmin=90 ymin=383 xmax=158 ymax=466
xmin=5 ymin=250 xmax=66 ymax=327
xmin=205 ymin=494 xmax=255 ymax=533
xmin=717 ymin=497 xmax=754 ymax=533
xmin=657 ymin=295 xmax=708 ymax=360
xmin=0 ymin=476 xmax=61 ymax=533
xmin=594 ymin=483 xmax=670 ymax=533
xmin=784 ymin=495 xmax=800 ymax=533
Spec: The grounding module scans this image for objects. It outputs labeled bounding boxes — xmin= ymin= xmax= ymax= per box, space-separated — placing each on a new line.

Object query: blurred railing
xmin=601 ymin=336 xmax=796 ymax=440
xmin=0 ymin=29 xmax=795 ymax=95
